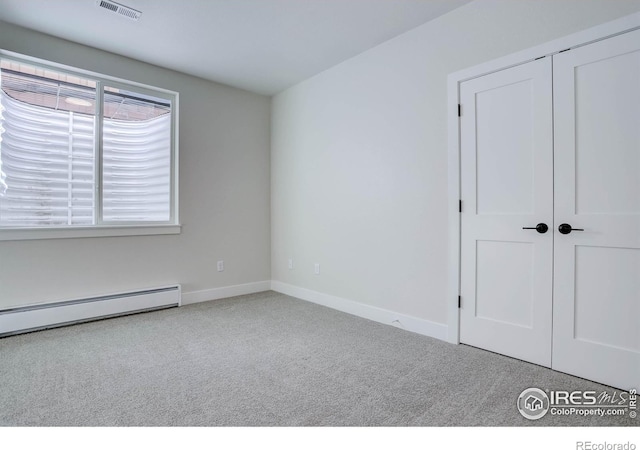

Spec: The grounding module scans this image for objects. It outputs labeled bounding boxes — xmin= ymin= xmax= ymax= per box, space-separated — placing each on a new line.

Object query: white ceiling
xmin=0 ymin=0 xmax=470 ymax=95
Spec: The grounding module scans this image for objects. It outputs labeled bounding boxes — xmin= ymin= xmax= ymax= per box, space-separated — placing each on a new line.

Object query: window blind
xmin=0 ymin=93 xmax=95 ymax=226
xmin=0 ymin=64 xmax=173 ymax=227
xmin=103 ymin=111 xmax=171 ymax=222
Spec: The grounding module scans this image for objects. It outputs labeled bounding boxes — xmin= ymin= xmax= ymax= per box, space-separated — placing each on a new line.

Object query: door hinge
xmin=458 ymin=295 xmax=461 ymax=308
xmin=457 ymin=104 xmax=461 ymax=117
xmin=459 ymin=200 xmax=462 ymax=213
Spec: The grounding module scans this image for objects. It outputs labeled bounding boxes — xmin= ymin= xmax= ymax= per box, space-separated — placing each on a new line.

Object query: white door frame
xmin=446 ymin=11 xmax=640 ymax=344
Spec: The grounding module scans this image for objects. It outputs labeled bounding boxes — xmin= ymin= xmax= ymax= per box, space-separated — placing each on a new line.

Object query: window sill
xmin=0 ymin=224 xmax=181 ymax=241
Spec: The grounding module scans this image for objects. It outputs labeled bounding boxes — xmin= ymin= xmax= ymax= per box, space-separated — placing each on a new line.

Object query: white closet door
xmin=460 ymin=57 xmax=554 ymax=367
xmin=553 ymin=29 xmax=640 ymax=390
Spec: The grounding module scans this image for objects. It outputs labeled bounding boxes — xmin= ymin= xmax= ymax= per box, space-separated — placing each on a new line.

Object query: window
xmin=0 ymin=54 xmax=178 ymax=239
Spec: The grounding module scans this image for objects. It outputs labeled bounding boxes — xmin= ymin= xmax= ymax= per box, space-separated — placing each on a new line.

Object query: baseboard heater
xmin=0 ymin=285 xmax=181 ymax=338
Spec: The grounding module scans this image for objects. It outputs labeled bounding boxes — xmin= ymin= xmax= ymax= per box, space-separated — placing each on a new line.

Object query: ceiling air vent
xmin=96 ymin=0 xmax=141 ymax=21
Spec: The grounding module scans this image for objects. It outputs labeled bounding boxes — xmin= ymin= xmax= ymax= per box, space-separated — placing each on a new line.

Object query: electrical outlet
xmin=314 ymin=263 xmax=320 ymax=275
xmin=217 ymin=260 xmax=224 ymax=272
xmin=288 ymin=258 xmax=294 ymax=269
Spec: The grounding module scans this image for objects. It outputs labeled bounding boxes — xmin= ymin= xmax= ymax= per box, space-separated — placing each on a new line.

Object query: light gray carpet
xmin=0 ymin=291 xmax=634 ymax=426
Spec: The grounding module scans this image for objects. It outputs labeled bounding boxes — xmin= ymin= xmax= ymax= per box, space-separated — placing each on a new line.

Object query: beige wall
xmin=271 ymin=0 xmax=640 ymax=325
xmin=0 ymin=22 xmax=271 ymax=308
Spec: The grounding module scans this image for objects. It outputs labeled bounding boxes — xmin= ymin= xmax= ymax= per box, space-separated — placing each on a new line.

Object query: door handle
xmin=522 ymin=223 xmax=549 ymax=234
xmin=558 ymin=223 xmax=584 ymax=234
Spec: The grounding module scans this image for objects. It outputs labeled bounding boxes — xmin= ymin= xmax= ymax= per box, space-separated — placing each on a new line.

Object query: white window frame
xmin=0 ymin=49 xmax=180 ymax=241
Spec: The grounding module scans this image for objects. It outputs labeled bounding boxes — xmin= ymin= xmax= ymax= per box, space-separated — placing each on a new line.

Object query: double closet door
xmin=459 ymin=29 xmax=639 ymax=390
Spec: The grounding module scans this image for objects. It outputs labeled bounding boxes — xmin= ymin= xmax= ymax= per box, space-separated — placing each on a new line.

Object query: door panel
xmin=574 ymin=49 xmax=640 ymax=215
xmin=476 ymin=240 xmax=534 ymax=328
xmin=475 ymin=80 xmax=535 ymax=215
xmin=574 ymin=246 xmax=639 ymax=352
xmin=460 ymin=57 xmax=553 ymax=367
xmin=553 ymin=29 xmax=640 ymax=390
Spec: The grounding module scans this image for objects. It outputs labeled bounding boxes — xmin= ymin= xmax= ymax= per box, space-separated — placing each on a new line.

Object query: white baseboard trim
xmin=181 ymin=281 xmax=271 ymax=305
xmin=270 ymin=281 xmax=448 ymax=342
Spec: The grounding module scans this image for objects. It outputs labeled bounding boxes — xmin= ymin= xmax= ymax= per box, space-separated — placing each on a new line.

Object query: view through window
xmin=0 ymin=58 xmax=175 ymax=228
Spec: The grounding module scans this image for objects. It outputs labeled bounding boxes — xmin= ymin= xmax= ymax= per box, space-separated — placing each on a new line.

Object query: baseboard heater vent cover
xmin=0 ymin=285 xmax=181 ymax=337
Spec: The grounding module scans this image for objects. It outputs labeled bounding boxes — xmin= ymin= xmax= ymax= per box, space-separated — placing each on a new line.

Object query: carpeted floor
xmin=0 ymin=291 xmax=634 ymax=426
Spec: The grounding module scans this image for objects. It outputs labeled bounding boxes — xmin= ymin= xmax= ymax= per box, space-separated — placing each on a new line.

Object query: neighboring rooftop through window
xmin=0 ymin=60 xmax=170 ymax=121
